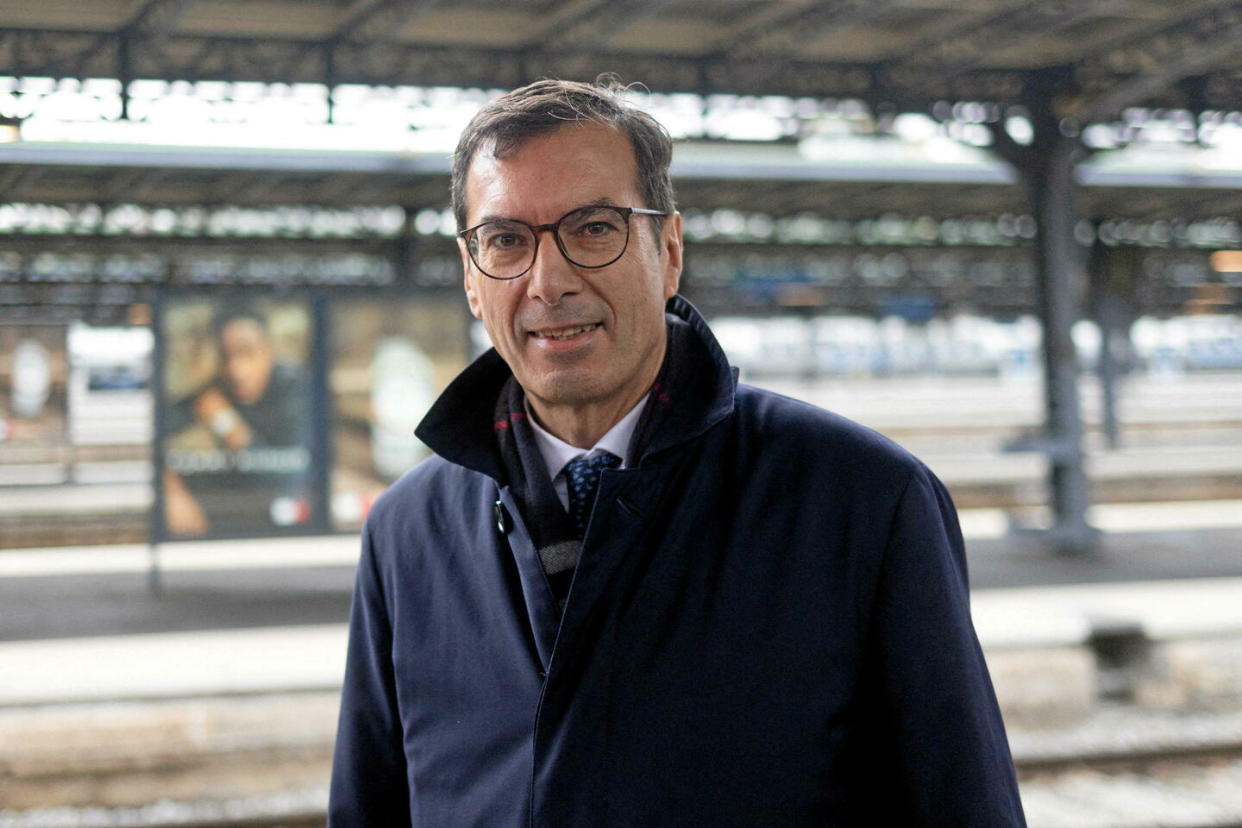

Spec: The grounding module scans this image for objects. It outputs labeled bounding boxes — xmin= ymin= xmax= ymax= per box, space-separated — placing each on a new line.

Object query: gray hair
xmin=451 ymin=75 xmax=675 ymax=230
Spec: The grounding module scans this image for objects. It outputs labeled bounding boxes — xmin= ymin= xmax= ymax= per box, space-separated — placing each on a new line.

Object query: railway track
xmin=119 ymin=815 xmax=324 ymax=828
xmin=1011 ymin=706 xmax=1242 ymax=827
xmin=6 ymin=741 xmax=1242 ymax=828
xmin=9 ymin=756 xmax=1242 ymax=828
xmin=1018 ymin=736 xmax=1242 ymax=776
xmin=1020 ymin=756 xmax=1242 ymax=828
xmin=0 ymin=802 xmax=327 ymax=828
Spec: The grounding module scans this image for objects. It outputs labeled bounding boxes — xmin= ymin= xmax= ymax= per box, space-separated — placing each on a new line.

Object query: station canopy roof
xmin=2 ymin=0 xmax=1239 ymax=108
xmin=1 ymin=138 xmax=1241 ymax=223
xmin=0 ymin=0 xmax=1240 ymax=223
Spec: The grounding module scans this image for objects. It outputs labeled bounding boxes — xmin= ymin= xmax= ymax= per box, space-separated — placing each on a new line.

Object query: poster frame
xmin=151 ymin=285 xmax=474 ymax=543
xmin=151 ymin=287 xmax=329 ymax=544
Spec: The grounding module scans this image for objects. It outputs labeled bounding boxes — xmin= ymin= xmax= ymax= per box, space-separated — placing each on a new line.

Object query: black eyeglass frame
xmin=457 ymin=205 xmax=668 ymax=281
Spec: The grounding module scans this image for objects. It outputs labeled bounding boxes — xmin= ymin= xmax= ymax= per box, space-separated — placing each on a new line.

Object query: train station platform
xmin=1 ymin=573 xmax=1241 ymax=709
xmin=2 ymin=506 xmax=1242 ymax=826
xmin=1 ymin=500 xmax=1240 ymax=707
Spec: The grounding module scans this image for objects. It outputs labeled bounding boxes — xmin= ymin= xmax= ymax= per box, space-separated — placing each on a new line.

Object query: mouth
xmin=529 ymin=322 xmax=602 ymax=341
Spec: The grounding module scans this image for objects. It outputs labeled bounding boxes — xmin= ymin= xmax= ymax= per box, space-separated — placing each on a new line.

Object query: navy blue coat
xmin=330 ymin=296 xmax=1026 ymax=827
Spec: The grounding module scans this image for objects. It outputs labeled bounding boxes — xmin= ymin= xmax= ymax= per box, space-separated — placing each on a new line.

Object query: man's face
xmin=461 ymin=123 xmax=682 ymax=417
xmin=218 ymin=318 xmax=274 ymax=405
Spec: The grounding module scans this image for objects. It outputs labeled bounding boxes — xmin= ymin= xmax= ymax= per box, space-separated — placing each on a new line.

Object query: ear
xmin=660 ymin=211 xmax=684 ymax=300
xmin=460 ymin=237 xmax=484 ymax=320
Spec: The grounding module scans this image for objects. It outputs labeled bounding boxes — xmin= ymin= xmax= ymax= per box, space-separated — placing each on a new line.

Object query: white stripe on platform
xmin=956 ymin=499 xmax=1242 ymax=540
xmin=971 ymin=577 xmax=1242 ymax=648
xmin=0 ymin=535 xmax=360 ymax=577
xmin=2 ymin=578 xmax=1240 ymax=705
xmin=0 ymin=624 xmax=348 ymax=706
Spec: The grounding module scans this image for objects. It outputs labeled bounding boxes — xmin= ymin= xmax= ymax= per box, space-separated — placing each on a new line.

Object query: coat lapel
xmin=498 ymin=486 xmax=560 ymax=672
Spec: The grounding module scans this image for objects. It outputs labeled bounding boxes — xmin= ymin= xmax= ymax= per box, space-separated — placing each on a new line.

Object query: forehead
xmin=463 ymin=123 xmax=641 ymax=224
xmin=219 ymin=319 xmax=266 ymax=345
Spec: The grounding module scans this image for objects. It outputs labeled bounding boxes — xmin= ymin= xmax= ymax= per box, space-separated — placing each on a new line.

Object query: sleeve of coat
xmin=866 ymin=464 xmax=1027 ymax=827
xmin=328 ymin=524 xmax=413 ymax=827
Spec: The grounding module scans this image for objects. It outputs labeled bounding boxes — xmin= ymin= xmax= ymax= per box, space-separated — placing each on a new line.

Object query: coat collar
xmin=415 ymin=294 xmax=737 ymax=482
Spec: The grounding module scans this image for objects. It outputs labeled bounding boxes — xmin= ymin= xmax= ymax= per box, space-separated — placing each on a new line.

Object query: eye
xmin=565 ymin=208 xmax=622 ymax=239
xmin=491 ymin=232 xmax=524 ymax=248
xmin=581 ymin=221 xmax=613 ymax=237
xmin=477 ymin=222 xmax=531 ymax=251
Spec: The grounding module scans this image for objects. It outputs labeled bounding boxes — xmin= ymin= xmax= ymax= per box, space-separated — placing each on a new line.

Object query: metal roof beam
xmin=328 ymin=0 xmax=438 ymax=47
xmin=891 ymin=0 xmax=1119 ymax=77
xmin=125 ymin=0 xmax=197 ymax=39
xmin=1087 ymin=29 xmax=1242 ymax=121
xmin=0 ymin=166 xmax=40 ymax=200
xmin=0 ymin=29 xmax=113 ymax=79
xmin=311 ymin=172 xmax=363 ymax=202
xmin=116 ymin=0 xmax=199 ymax=90
xmin=330 ymin=0 xmax=388 ymax=40
xmin=0 ymin=8 xmax=1240 ymax=112
xmin=714 ymin=0 xmax=904 ymax=60
xmin=1079 ymin=0 xmax=1242 ymax=74
xmin=210 ymin=170 xmax=280 ymax=203
xmin=531 ymin=0 xmax=670 ymax=51
xmin=103 ymin=168 xmax=170 ymax=202
xmin=174 ymin=37 xmax=321 ymax=83
xmin=1077 ymin=1 xmax=1242 ymax=119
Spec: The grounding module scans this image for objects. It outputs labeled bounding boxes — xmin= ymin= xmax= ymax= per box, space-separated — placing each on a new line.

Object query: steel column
xmin=396 ymin=205 xmax=419 ymax=285
xmin=1030 ymin=131 xmax=1094 ymax=551
xmin=989 ymin=83 xmax=1098 ymax=554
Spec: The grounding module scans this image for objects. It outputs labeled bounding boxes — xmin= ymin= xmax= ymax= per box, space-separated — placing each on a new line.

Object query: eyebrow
xmin=475 ymin=197 xmax=620 ymax=225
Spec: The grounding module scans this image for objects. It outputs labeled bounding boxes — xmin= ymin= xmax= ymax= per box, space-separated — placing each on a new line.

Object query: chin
xmin=235 ymin=386 xmax=265 ymax=405
xmin=529 ymin=373 xmax=609 ymax=408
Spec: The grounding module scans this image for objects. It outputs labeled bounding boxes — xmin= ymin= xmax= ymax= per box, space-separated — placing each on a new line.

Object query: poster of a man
xmin=159 ymin=296 xmax=320 ymax=540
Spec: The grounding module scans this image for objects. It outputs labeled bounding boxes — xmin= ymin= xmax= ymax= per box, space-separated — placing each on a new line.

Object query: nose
xmin=524 ymin=232 xmax=581 ymax=306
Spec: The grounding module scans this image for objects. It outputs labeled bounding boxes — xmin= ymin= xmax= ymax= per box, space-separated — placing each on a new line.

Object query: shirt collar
xmin=527 ymin=394 xmax=648 ymax=480
xmin=414 ymin=296 xmax=736 ymax=481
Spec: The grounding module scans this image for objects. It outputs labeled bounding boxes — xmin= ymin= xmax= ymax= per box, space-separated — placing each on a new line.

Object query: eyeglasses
xmin=458 ymin=205 xmax=667 ymax=281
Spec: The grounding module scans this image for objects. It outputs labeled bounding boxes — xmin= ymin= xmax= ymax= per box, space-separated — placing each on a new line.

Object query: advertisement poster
xmin=329 ymin=295 xmax=469 ymax=530
xmin=0 ymin=325 xmax=69 ymax=485
xmin=157 ymin=294 xmax=322 ymax=540
xmin=67 ymin=323 xmax=153 ymax=449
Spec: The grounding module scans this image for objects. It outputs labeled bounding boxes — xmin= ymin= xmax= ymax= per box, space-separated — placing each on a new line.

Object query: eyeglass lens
xmin=469 ymin=206 xmax=630 ymax=279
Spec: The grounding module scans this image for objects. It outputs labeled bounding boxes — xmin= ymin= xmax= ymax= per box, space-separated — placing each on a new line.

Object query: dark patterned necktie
xmin=563 ymin=452 xmax=621 ymax=537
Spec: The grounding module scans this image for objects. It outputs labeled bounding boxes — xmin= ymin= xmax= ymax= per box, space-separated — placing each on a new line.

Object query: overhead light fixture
xmin=0 ymin=116 xmax=22 ymax=143
xmin=1209 ymin=250 xmax=1242 ymax=273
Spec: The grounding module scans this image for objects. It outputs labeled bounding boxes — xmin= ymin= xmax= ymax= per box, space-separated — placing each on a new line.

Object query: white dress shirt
xmin=526 ymin=395 xmax=648 ymax=510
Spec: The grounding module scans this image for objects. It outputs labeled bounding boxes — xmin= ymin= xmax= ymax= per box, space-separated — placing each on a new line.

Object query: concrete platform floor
xmin=1 ymin=500 xmax=1239 ymax=643
xmin=1 ymin=506 xmax=1241 ymax=825
xmin=0 ymin=501 xmax=1237 ymax=706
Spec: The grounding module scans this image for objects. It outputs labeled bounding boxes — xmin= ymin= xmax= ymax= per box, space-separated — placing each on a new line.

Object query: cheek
xmin=478 ymin=295 xmax=517 ymax=343
xmin=471 ymin=284 xmax=499 ymax=322
xmin=486 ymin=319 xmax=510 ymax=350
xmin=237 ymin=358 xmax=260 ymax=382
xmin=614 ymin=291 xmax=663 ymax=351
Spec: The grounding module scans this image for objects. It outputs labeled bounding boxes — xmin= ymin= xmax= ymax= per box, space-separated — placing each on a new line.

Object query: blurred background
xmin=1 ymin=1 xmax=1240 ymax=826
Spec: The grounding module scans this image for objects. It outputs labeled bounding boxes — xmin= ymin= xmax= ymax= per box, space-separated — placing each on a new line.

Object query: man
xmin=330 ymin=78 xmax=1026 ymax=826
xmin=163 ymin=307 xmax=312 ymax=536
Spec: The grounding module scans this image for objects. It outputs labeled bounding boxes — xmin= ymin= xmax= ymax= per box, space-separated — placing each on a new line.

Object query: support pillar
xmin=325 ymin=45 xmax=337 ymax=125
xmin=118 ymin=34 xmax=132 ymax=121
xmin=1096 ymin=301 xmax=1122 ymax=451
xmin=396 ymin=205 xmax=419 ymax=285
xmin=1090 ymin=243 xmax=1143 ymax=452
xmin=989 ymin=83 xmax=1098 ymax=554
